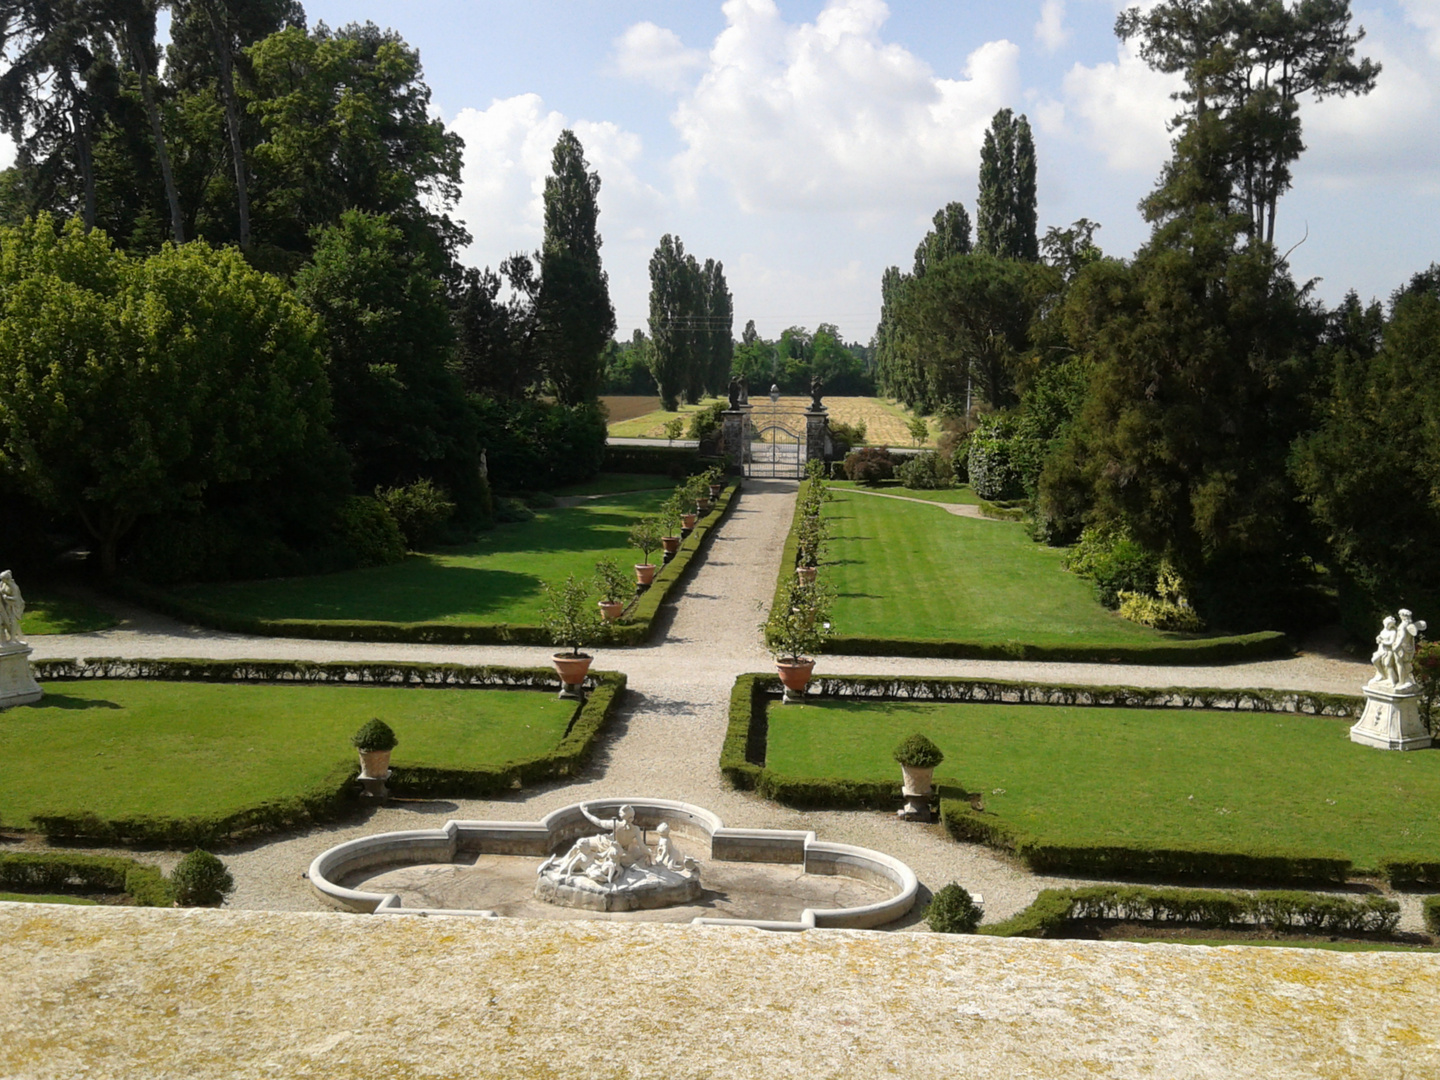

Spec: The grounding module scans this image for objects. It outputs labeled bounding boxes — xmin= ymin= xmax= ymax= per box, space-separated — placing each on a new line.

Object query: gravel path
xmin=26 ymin=478 xmax=1396 ymax=928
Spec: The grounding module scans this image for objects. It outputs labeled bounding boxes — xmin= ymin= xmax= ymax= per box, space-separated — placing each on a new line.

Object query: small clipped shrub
xmin=493 ymin=496 xmax=535 ymax=523
xmin=926 ymin=883 xmax=982 ymax=934
xmin=828 ymin=418 xmax=867 ymax=452
xmin=895 ymin=451 xmax=954 ymax=490
xmin=374 ymin=479 xmax=455 ymax=549
xmin=351 ymin=717 xmax=398 ymax=752
xmin=1117 ymin=562 xmax=1205 ymax=632
xmin=334 ymin=495 xmax=406 ymax=568
xmin=1424 ymin=896 xmax=1440 ymax=936
xmin=893 ymin=732 xmax=945 ymax=769
xmin=170 ymin=850 xmax=235 ymax=907
xmin=843 ymin=446 xmax=895 ymax=485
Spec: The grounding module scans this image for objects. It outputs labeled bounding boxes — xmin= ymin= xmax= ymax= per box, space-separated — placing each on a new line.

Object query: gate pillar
xmin=722 ymin=409 xmax=748 ymax=474
xmin=804 ymin=406 xmax=829 ymax=467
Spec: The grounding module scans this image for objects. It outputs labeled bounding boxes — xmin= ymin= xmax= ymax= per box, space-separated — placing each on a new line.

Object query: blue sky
xmin=295 ymin=2 xmax=1439 ymax=339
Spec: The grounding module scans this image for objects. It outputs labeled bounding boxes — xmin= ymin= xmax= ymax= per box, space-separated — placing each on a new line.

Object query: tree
xmin=534 ymin=129 xmax=614 ymax=405
xmin=294 ymin=210 xmax=483 ymax=518
xmin=451 ymin=264 xmax=532 ymax=399
xmin=245 ymin=22 xmax=466 ymax=267
xmin=976 ymin=109 xmax=1038 ymax=261
xmin=0 ymin=215 xmax=329 ymax=574
xmin=703 ymin=257 xmax=733 ymax=396
xmin=1041 ymin=218 xmax=1103 ymax=282
xmin=913 ymin=201 xmax=972 ymax=276
xmin=681 ymin=251 xmax=706 ymax=404
xmin=1119 ymin=0 xmax=1379 ymax=243
xmin=647 ymin=233 xmax=696 ymax=412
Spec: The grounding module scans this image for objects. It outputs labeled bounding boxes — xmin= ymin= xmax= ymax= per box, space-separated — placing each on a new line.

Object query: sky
xmin=102 ymin=2 xmax=1440 ymax=340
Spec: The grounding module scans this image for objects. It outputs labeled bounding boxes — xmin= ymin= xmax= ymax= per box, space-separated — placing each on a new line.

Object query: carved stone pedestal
xmin=1350 ymin=684 xmax=1431 ymax=751
xmin=0 ymin=643 xmax=42 ymax=709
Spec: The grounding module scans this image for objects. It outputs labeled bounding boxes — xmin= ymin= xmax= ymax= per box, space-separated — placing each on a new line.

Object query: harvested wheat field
xmin=599 ymin=395 xmax=663 ymax=424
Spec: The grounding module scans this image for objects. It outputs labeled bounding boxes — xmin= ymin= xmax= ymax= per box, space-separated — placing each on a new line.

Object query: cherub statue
xmin=540 ymin=803 xmax=651 ymax=884
xmin=1371 ymin=616 xmax=1401 ymax=686
xmin=652 ymin=822 xmax=697 ymax=873
xmin=1395 ymin=609 xmax=1428 ymax=688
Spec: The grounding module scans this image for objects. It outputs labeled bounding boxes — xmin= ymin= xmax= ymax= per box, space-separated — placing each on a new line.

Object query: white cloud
xmin=0 ymin=134 xmax=13 ymax=172
xmin=669 ymin=0 xmax=1020 ymax=213
xmin=448 ymin=94 xmax=663 ymax=272
xmin=1398 ymin=0 xmax=1440 ymax=59
xmin=611 ymin=22 xmax=705 ymax=93
xmin=1052 ymin=40 xmax=1182 ymax=172
xmin=1035 ymin=0 xmax=1070 ymax=53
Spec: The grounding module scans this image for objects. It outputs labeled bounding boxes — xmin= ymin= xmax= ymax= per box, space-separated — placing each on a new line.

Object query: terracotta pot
xmin=900 ymin=764 xmax=935 ymax=797
xmin=775 ymin=659 xmax=815 ymax=695
xmin=661 ymin=535 xmax=681 ymax=556
xmin=696 ymin=499 xmax=712 ymax=513
xmin=635 ymin=563 xmax=657 ymax=586
xmin=682 ymin=513 xmax=697 ymax=530
xmin=357 ymin=748 xmax=391 ymax=780
xmin=598 ymin=600 xmax=625 ymax=622
xmin=552 ymin=653 xmax=593 ymax=686
xmin=795 ymin=566 xmax=817 ymax=585
xmin=709 ymin=484 xmax=724 ymax=498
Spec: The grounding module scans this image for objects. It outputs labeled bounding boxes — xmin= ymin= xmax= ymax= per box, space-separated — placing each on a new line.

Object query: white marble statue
xmin=652 ymin=822 xmax=697 ymax=873
xmin=535 ymin=804 xmax=701 ymax=910
xmin=540 ymin=803 xmax=651 ymax=884
xmin=0 ymin=570 xmax=25 ymax=645
xmin=1369 ymin=609 xmax=1427 ymax=690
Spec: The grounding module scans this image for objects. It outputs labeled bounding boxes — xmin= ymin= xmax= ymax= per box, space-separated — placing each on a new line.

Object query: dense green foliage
xmin=0 ymin=851 xmax=173 ymax=907
xmin=350 ymin=717 xmax=397 ymax=752
xmin=925 ymin=883 xmax=982 ymax=934
xmin=976 ymin=108 xmax=1037 ymax=261
xmin=645 ymin=234 xmax=732 ymax=409
xmin=170 ymin=849 xmax=235 ymax=906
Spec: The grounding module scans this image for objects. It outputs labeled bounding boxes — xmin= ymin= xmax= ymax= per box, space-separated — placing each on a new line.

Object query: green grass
xmin=1114 ymin=937 xmax=1439 ymax=953
xmin=822 ymin=488 xmax=1179 ymax=648
xmin=0 ymin=892 xmax=98 ymax=905
xmin=0 ymin=680 xmax=576 ymax=828
xmin=549 ymin=473 xmax=677 ymax=497
xmin=829 ymin=480 xmax=981 ymax=506
xmin=19 ymin=593 xmax=119 ymax=635
xmin=766 ymin=698 xmax=1440 ymax=871
xmin=173 ymin=488 xmax=675 ymax=626
xmin=606 ymin=397 xmax=725 ymax=438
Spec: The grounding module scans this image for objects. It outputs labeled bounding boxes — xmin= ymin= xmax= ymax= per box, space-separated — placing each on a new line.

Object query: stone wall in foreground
xmin=1 ymin=903 xmax=1436 ymax=1079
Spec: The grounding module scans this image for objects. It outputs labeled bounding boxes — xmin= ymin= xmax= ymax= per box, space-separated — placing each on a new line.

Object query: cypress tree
xmin=647 ymin=234 xmax=694 ymax=412
xmin=705 ymin=259 xmax=734 ymax=396
xmin=976 ymin=109 xmax=1039 ymax=261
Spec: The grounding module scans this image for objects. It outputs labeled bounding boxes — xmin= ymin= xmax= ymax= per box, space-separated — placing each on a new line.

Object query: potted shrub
xmin=593 ymin=558 xmax=634 ymax=621
xmin=659 ymin=496 xmax=684 ymax=557
xmin=629 ymin=517 xmax=662 ymax=586
xmin=684 ymin=473 xmax=711 ymax=515
xmin=542 ymin=574 xmax=604 ymax=697
xmin=707 ymin=465 xmax=725 ymax=500
xmin=893 ymin=732 xmax=944 ymax=821
xmin=794 ymin=512 xmax=828 ymax=583
xmin=352 ymin=718 xmax=398 ymax=783
xmin=765 ymin=576 xmax=832 ymax=702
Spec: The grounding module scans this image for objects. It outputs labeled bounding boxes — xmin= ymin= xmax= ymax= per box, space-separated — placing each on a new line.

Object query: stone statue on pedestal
xmin=809 ymin=376 xmax=825 ymax=411
xmin=0 ymin=570 xmax=42 ymax=708
xmin=1352 ymin=609 xmax=1431 ymax=751
xmin=535 ymin=802 xmax=701 ymax=912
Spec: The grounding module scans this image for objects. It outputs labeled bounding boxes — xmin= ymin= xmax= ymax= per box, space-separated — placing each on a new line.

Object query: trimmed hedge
xmin=25 ymin=659 xmax=627 ymax=848
xmin=1424 ymin=896 xmax=1440 ymax=935
xmin=723 ymin=671 xmax=1361 ymax=885
xmin=106 ymin=480 xmax=738 ymax=648
xmin=601 ymin=443 xmax=707 ymax=476
xmin=1379 ymin=858 xmax=1440 ymax=889
xmin=775 ymin=481 xmax=1291 ymax=664
xmin=0 ymin=852 xmax=172 ymax=907
xmin=981 ymin=885 xmax=1401 ymax=938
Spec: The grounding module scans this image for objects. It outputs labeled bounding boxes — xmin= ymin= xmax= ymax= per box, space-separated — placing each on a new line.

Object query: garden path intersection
xmin=15 ymin=479 xmax=1432 ymax=1080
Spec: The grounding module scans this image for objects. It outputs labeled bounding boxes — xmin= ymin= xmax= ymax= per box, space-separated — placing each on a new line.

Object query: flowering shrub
xmin=1416 ymin=642 xmax=1440 ymax=732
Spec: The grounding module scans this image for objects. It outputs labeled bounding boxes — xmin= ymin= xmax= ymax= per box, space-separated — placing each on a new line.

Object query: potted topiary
xmin=794 ymin=512 xmax=828 ymax=584
xmin=707 ymin=465 xmax=725 ymax=500
xmin=659 ymin=496 xmax=684 ymax=557
xmin=893 ymin=732 xmax=944 ymax=821
xmin=593 ymin=558 xmax=634 ymax=621
xmin=352 ymin=718 xmax=398 ymax=797
xmin=765 ymin=576 xmax=832 ymax=702
xmin=683 ymin=473 xmax=711 ymax=516
xmin=542 ymin=573 xmax=604 ymax=698
xmin=629 ymin=517 xmax=662 ymax=586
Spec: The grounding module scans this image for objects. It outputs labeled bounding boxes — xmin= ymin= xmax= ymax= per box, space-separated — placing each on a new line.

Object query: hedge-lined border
xmin=785 ymin=480 xmax=1293 ymax=664
xmin=26 ymin=658 xmax=627 ymax=848
xmin=976 ymin=884 xmax=1402 ymax=939
xmin=108 ymin=480 xmax=738 ymax=647
xmin=600 ymin=443 xmax=706 ymax=475
xmin=722 ymin=672 xmax=1363 ymax=884
xmin=0 ymin=852 xmax=172 ymax=907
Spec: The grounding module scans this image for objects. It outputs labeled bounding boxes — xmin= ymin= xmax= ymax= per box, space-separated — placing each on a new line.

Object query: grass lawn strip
xmin=173 ymin=487 xmax=677 ymax=627
xmin=549 ymin=472 xmax=678 ymax=497
xmin=20 ymin=593 xmax=119 ymax=636
xmin=0 ymin=893 xmax=98 ymax=905
xmin=765 ymin=697 xmax=1436 ymax=874
xmin=793 ymin=482 xmax=1287 ymax=661
xmin=1 ymin=679 xmax=576 ymax=830
xmin=829 ymin=480 xmax=982 ymax=506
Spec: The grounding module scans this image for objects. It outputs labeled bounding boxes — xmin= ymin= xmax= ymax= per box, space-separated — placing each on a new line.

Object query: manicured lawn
xmin=766 ymin=699 xmax=1440 ymax=870
xmin=550 ymin=472 xmax=676 ymax=497
xmin=20 ymin=593 xmax=119 ymax=635
xmin=829 ymin=480 xmax=981 ymax=506
xmin=173 ymin=488 xmax=674 ymax=625
xmin=821 ymin=488 xmax=1175 ymax=648
xmin=0 ymin=680 xmax=576 ymax=828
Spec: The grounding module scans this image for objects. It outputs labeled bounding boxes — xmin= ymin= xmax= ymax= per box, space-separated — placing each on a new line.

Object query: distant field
xmin=606 ymin=395 xmax=942 ymax=447
xmin=600 ymin=396 xmax=662 ymax=424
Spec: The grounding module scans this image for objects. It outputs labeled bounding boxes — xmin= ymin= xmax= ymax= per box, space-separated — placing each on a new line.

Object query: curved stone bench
xmin=308 ymin=797 xmax=918 ymax=931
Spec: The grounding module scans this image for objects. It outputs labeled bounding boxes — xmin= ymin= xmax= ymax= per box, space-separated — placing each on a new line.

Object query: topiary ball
xmin=351 ymin=717 xmax=398 ymax=752
xmin=925 ymin=882 xmax=981 ymax=934
xmin=171 ymin=849 xmax=235 ymax=907
xmin=893 ymin=732 xmax=944 ymax=768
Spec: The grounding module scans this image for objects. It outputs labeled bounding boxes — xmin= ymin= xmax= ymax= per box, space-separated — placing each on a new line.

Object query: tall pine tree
xmin=976 ymin=109 xmax=1038 ymax=262
xmin=535 ymin=129 xmax=614 ymax=405
xmin=913 ymin=201 xmax=972 ymax=276
xmin=705 ymin=258 xmax=733 ymax=395
xmin=647 ymin=234 xmax=695 ymax=412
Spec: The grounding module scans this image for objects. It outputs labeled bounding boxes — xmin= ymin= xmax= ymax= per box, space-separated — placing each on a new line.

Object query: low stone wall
xmin=308 ymin=797 xmax=918 ymax=931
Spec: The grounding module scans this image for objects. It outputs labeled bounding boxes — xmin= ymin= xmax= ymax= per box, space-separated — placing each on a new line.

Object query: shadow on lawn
xmin=29 ymin=693 xmax=123 ymax=711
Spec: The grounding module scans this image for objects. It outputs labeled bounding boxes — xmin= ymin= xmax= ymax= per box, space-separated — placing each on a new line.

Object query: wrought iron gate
xmin=742 ymin=407 xmax=807 ymax=478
